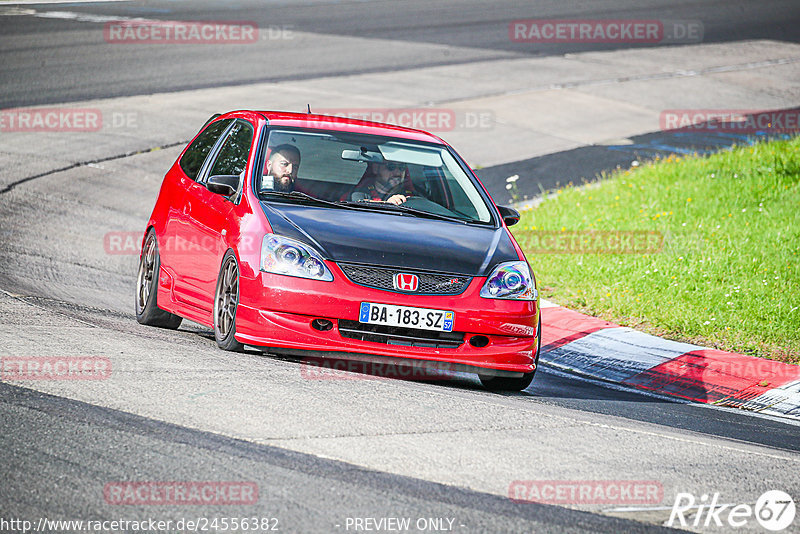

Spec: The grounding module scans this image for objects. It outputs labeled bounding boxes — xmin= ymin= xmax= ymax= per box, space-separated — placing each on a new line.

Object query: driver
xmin=265 ymin=144 xmax=301 ymax=192
xmin=348 ymin=161 xmax=413 ymax=205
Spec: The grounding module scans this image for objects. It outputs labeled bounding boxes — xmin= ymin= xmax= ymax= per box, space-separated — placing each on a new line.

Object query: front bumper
xmin=234 ymin=263 xmax=539 ymax=374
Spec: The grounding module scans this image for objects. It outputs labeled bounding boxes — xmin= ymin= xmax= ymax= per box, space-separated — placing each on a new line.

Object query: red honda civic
xmin=136 ymin=110 xmax=540 ymax=390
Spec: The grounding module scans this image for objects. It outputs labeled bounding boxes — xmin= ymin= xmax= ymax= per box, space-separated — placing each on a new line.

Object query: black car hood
xmin=260 ymin=202 xmax=519 ymax=276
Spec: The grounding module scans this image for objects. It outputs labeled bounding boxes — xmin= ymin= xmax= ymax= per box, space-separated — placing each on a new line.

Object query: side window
xmin=179 ymin=119 xmax=232 ymax=181
xmin=206 ymin=120 xmax=255 ymax=180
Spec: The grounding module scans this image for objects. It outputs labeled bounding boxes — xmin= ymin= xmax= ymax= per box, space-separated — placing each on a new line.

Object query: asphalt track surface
xmin=1 ymin=1 xmax=800 ymax=533
xmin=2 ymin=0 xmax=800 ymax=108
xmin=0 ymin=381 xmax=675 ymax=534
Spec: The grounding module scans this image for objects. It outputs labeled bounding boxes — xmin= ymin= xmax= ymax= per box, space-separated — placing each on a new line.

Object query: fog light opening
xmin=311 ymin=319 xmax=334 ymax=332
xmin=469 ymin=335 xmax=490 ymax=348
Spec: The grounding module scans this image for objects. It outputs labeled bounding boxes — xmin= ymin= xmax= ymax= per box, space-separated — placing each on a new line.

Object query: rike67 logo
xmin=668 ymin=490 xmax=796 ymax=531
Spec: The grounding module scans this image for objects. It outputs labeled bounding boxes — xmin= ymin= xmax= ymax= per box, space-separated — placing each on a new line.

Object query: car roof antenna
xmin=307 ymin=104 xmax=312 ymax=114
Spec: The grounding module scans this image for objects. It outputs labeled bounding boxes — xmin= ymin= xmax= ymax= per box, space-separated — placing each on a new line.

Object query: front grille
xmin=338 ymin=263 xmax=471 ymax=295
xmin=338 ymin=319 xmax=464 ymax=349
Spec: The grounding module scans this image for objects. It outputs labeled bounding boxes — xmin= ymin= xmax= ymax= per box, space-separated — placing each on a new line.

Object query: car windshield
xmin=256 ymin=128 xmax=493 ymax=224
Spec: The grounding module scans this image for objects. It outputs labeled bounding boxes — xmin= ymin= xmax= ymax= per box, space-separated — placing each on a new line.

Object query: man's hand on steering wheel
xmin=385 ymin=194 xmax=407 ymax=205
xmin=384 ymin=183 xmax=412 ymax=205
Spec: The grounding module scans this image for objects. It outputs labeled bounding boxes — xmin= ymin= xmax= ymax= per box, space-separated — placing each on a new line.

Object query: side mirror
xmin=497 ymin=205 xmax=520 ymax=227
xmin=207 ymin=174 xmax=239 ymax=197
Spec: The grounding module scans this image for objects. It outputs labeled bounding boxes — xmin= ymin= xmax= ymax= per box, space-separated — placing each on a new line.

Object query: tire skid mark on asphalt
xmin=3 ymin=284 xmax=800 ymax=471
xmin=0 ymin=140 xmax=187 ymax=195
xmin=0 ymin=288 xmax=217 ymax=347
xmin=0 ymin=287 xmax=98 ymax=328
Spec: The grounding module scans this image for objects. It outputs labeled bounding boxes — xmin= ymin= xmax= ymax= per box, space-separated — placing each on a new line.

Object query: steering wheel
xmin=383 ymin=182 xmax=414 ymax=200
xmin=384 ymin=182 xmax=467 ymax=219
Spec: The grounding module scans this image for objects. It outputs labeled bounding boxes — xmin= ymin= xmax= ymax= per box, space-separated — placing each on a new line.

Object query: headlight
xmin=260 ymin=234 xmax=333 ymax=281
xmin=480 ymin=261 xmax=537 ymax=300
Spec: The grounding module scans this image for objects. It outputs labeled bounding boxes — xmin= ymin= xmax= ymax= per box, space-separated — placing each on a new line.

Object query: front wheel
xmin=213 ymin=251 xmax=244 ymax=352
xmin=135 ymin=229 xmax=182 ymax=329
xmin=479 ymin=315 xmax=541 ymax=391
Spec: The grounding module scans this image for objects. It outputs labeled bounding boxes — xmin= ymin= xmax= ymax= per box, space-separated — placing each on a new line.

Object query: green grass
xmin=512 ymin=137 xmax=800 ymax=363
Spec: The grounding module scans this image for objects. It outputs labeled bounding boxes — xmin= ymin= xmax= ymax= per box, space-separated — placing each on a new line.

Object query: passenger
xmin=265 ymin=144 xmax=301 ymax=192
xmin=348 ymin=161 xmax=413 ymax=205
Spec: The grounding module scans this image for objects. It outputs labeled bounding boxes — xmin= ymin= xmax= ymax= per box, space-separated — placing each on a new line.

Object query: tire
xmin=479 ymin=315 xmax=541 ymax=392
xmin=213 ymin=251 xmax=244 ymax=352
xmin=135 ymin=229 xmax=183 ymax=329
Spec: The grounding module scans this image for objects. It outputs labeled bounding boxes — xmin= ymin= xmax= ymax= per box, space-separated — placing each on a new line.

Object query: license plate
xmin=359 ymin=302 xmax=454 ymax=332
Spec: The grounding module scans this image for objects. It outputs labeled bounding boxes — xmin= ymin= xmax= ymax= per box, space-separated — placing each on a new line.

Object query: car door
xmin=179 ymin=119 xmax=255 ymax=312
xmin=163 ymin=118 xmax=233 ymax=310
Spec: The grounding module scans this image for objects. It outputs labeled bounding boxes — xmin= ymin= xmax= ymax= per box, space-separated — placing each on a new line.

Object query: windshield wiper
xmin=262 ymin=192 xmax=469 ymax=223
xmin=339 ymin=200 xmax=468 ymax=224
xmin=394 ymin=204 xmax=469 ymax=224
xmin=337 ymin=199 xmax=404 ymax=211
xmin=260 ymin=190 xmax=350 ymax=209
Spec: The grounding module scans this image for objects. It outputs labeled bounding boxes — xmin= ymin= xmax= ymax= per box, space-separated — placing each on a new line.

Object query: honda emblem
xmin=393 ymin=273 xmax=419 ymax=292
